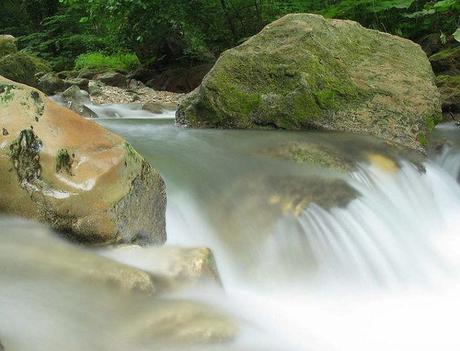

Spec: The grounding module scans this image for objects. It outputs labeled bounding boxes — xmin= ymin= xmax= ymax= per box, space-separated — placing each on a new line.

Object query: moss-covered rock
xmin=0 ymin=52 xmax=51 ymax=87
xmin=177 ymin=14 xmax=441 ymax=151
xmin=430 ymin=46 xmax=460 ymax=75
xmin=0 ymin=76 xmax=167 ymax=245
xmin=436 ymin=75 xmax=460 ymax=114
xmin=0 ymin=35 xmax=17 ymax=58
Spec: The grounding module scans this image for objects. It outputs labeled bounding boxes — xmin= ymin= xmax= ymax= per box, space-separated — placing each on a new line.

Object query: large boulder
xmin=0 ymin=76 xmax=167 ymax=245
xmin=0 ymin=52 xmax=51 ymax=87
xmin=177 ymin=14 xmax=441 ymax=151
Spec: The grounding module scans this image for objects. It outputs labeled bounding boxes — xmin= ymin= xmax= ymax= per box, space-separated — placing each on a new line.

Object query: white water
xmin=163 ymin=149 xmax=460 ymax=351
xmin=2 ymin=112 xmax=460 ymax=350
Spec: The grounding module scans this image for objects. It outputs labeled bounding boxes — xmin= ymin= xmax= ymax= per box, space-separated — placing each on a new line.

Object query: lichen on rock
xmin=9 ymin=129 xmax=43 ymax=185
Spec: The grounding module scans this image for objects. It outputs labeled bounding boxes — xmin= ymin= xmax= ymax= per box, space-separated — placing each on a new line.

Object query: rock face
xmin=0 ymin=76 xmax=167 ymax=245
xmin=177 ymin=14 xmax=441 ymax=150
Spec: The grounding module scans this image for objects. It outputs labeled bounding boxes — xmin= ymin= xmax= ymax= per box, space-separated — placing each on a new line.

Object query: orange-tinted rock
xmin=0 ymin=76 xmax=166 ymax=245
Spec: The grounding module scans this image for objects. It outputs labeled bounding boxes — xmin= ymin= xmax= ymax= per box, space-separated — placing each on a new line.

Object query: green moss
xmin=0 ymin=52 xmax=51 ymax=87
xmin=0 ymin=39 xmax=17 ymax=58
xmin=418 ymin=132 xmax=428 ymax=147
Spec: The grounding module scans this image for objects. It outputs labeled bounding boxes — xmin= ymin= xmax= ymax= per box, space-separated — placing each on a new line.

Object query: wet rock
xmin=0 ymin=52 xmax=51 ymax=87
xmin=1 ymin=219 xmax=156 ymax=294
xmin=38 ymin=72 xmax=70 ymax=95
xmin=177 ymin=14 xmax=441 ymax=151
xmin=142 ymin=102 xmax=165 ymax=114
xmin=61 ymin=85 xmax=97 ymax=118
xmin=0 ymin=76 xmax=167 ymax=245
xmin=130 ymin=301 xmax=237 ymax=346
xmin=94 ymin=71 xmax=127 ymax=88
xmin=100 ymin=245 xmax=221 ymax=292
xmin=0 ymin=34 xmax=17 ymax=58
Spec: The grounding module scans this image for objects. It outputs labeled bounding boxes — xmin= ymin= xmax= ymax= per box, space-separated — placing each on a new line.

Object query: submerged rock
xmin=1 ymin=219 xmax=158 ymax=294
xmin=177 ymin=13 xmax=441 ymax=151
xmin=100 ymin=245 xmax=222 ymax=292
xmin=131 ymin=300 xmax=237 ymax=346
xmin=0 ymin=76 xmax=167 ymax=245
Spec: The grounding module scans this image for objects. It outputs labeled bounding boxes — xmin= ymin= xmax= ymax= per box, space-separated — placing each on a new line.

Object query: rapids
xmin=2 ymin=110 xmax=460 ymax=351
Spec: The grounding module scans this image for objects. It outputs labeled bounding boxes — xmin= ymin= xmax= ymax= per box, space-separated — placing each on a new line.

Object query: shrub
xmin=74 ymin=52 xmax=140 ymax=72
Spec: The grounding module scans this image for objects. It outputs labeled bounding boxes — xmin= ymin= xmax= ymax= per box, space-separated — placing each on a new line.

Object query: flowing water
xmin=2 ymin=107 xmax=460 ymax=351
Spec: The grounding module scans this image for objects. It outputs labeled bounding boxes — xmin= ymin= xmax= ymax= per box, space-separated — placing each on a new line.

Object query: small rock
xmin=94 ymin=72 xmax=127 ymax=88
xmin=87 ymin=80 xmax=104 ymax=96
xmin=127 ymin=78 xmax=145 ymax=90
xmin=62 ymin=85 xmax=97 ymax=118
xmin=65 ymin=77 xmax=89 ymax=90
xmin=2 ymin=128 xmax=8 ymax=136
xmin=38 ymin=72 xmax=70 ymax=95
xmin=57 ymin=70 xmax=79 ymax=80
xmin=142 ymin=102 xmax=164 ymax=114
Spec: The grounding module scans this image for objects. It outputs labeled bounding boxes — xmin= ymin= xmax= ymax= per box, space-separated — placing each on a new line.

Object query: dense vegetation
xmin=0 ymin=0 xmax=459 ymax=72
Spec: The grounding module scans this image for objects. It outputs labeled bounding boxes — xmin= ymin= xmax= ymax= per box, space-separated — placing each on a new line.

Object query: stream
xmin=2 ymin=105 xmax=460 ymax=351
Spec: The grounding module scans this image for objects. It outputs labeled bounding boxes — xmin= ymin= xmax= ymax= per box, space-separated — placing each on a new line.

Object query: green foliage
xmin=74 ymin=52 xmax=140 ymax=71
xmin=1 ymin=0 xmax=459 ymax=72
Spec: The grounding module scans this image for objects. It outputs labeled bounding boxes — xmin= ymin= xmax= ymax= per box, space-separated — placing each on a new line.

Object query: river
xmin=1 ymin=107 xmax=460 ymax=351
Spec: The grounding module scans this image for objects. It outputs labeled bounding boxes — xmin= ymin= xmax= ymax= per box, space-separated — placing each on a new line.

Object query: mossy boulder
xmin=177 ymin=14 xmax=441 ymax=151
xmin=436 ymin=75 xmax=460 ymax=114
xmin=0 ymin=52 xmax=51 ymax=87
xmin=0 ymin=35 xmax=17 ymax=58
xmin=0 ymin=76 xmax=167 ymax=245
